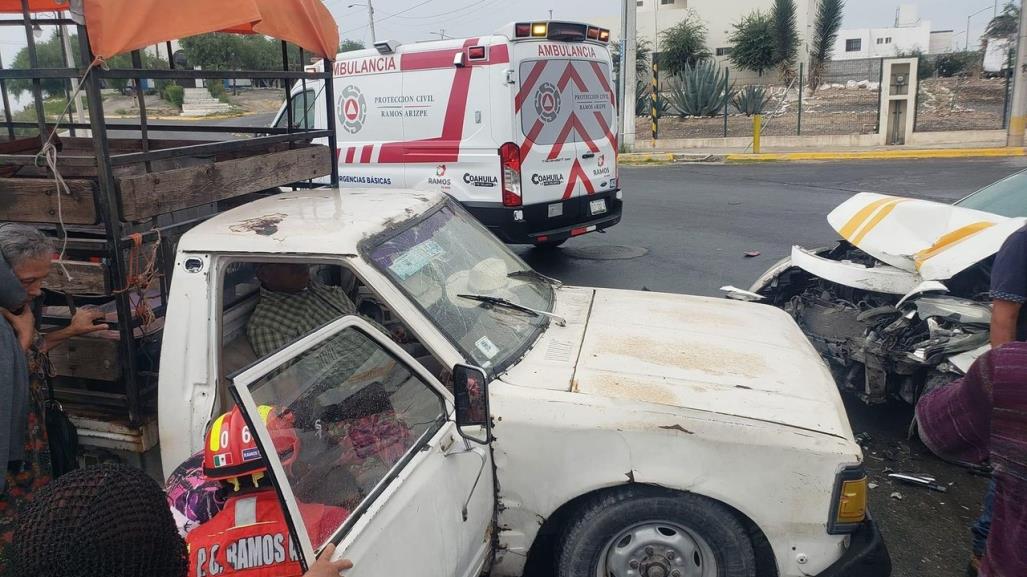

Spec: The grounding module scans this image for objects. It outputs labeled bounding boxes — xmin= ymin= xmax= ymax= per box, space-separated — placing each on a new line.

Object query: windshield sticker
xmin=475 ymin=336 xmax=500 ymax=360
xmin=388 ymin=239 xmax=445 ymax=280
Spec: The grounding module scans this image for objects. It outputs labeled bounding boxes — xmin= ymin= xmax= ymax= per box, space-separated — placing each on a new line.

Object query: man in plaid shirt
xmin=246 ymin=263 xmax=389 ymax=359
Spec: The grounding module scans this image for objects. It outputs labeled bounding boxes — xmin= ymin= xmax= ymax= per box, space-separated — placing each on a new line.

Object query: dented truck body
xmin=737 ymin=189 xmax=1027 ymax=406
xmin=159 ymin=188 xmax=888 ymax=577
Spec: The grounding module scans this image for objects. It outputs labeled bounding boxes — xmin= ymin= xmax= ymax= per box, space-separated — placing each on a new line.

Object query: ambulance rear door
xmin=514 ymin=41 xmax=618 ymax=213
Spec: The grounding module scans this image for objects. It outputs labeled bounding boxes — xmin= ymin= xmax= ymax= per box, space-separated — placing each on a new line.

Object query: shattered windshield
xmin=955 ymin=169 xmax=1027 ymax=218
xmin=369 ymin=203 xmax=554 ymax=372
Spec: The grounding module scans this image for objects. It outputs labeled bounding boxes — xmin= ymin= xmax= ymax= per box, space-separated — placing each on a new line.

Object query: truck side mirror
xmin=453 ymin=364 xmax=491 ymax=444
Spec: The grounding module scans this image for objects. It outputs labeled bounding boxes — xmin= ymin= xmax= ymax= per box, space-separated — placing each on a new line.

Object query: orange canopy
xmin=0 ymin=0 xmax=339 ymax=60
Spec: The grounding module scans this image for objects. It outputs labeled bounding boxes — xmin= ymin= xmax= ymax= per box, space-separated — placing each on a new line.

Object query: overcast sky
xmin=0 ymin=0 xmax=1017 ymax=95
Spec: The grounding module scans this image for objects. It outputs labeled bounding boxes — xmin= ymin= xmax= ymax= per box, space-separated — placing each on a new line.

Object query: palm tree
xmin=772 ymin=0 xmax=800 ymax=83
xmin=808 ymin=0 xmax=844 ymax=91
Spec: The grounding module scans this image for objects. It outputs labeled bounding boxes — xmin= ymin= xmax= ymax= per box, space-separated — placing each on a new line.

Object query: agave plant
xmin=636 ymin=81 xmax=672 ymax=118
xmin=733 ymin=85 xmax=772 ymax=116
xmin=668 ymin=59 xmax=732 ymax=117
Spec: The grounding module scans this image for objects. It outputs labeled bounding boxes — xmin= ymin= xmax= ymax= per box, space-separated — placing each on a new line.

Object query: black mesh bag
xmin=11 ymin=463 xmax=188 ymax=577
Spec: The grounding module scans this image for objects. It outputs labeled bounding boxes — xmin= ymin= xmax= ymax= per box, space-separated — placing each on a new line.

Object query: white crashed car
xmin=728 ymin=170 xmax=1027 ymax=405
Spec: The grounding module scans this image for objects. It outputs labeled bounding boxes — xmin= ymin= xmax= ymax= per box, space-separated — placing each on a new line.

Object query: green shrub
xmin=164 ymin=84 xmax=184 ymax=109
xmin=208 ymin=81 xmax=227 ymax=99
xmin=668 ymin=60 xmax=732 ymax=117
xmin=936 ymin=51 xmax=981 ymax=77
xmin=733 ymin=85 xmax=772 ymax=116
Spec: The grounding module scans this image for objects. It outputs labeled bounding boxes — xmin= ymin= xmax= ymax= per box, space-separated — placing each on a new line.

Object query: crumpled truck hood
xmin=827 ymin=192 xmax=1027 ymax=281
xmin=501 ymin=288 xmax=853 ymax=440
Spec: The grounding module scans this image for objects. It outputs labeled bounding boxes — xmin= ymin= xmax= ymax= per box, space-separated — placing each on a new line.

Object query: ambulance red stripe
xmin=360 ymin=145 xmax=374 ymax=163
xmin=557 ymin=63 xmax=588 ymax=93
xmin=520 ymin=119 xmax=545 ymax=160
xmin=377 ymin=38 xmax=481 ymax=164
xmin=590 ymin=61 xmax=616 ymax=107
xmin=345 ymin=147 xmax=356 ymax=164
xmin=515 ymin=60 xmax=548 ymax=113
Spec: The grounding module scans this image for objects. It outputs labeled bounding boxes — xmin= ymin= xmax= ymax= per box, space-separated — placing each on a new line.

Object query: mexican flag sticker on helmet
xmin=212 ymin=453 xmax=233 ymax=468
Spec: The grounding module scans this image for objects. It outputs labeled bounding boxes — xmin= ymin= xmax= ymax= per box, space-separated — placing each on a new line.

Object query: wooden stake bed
xmin=0 ymin=136 xmax=331 ymax=224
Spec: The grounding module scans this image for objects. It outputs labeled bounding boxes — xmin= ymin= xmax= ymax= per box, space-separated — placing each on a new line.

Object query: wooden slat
xmin=117 ymin=145 xmax=331 ymax=221
xmin=0 ymin=178 xmax=98 ymax=224
xmin=44 ymin=261 xmax=108 ymax=294
xmin=48 ymin=336 xmax=121 ymax=382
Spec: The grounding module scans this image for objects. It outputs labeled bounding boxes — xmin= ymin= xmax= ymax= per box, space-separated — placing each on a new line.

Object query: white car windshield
xmin=369 ymin=203 xmax=554 ymax=371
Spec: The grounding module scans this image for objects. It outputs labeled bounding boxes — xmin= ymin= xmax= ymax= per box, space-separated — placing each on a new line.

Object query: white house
xmin=597 ymin=0 xmax=817 ymax=81
xmin=833 ymin=4 xmax=952 ymax=60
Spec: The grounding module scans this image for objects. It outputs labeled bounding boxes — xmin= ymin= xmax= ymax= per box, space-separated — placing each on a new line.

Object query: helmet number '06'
xmin=220 ymin=426 xmax=251 ymax=449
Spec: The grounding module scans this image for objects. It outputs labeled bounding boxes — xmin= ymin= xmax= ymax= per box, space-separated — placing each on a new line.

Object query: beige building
xmin=598 ymin=0 xmax=818 ymax=82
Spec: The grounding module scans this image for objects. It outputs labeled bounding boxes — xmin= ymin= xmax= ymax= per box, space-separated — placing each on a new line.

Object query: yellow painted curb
xmin=725 ymin=148 xmax=1027 ymax=162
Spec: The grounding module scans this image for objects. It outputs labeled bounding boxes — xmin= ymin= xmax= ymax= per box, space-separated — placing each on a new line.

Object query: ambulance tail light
xmin=587 ymin=27 xmax=600 ymax=40
xmin=531 ymin=23 xmax=548 ymax=37
xmin=599 ymin=29 xmax=610 ymax=42
xmin=515 ymin=23 xmax=531 ymax=38
xmin=500 ymin=142 xmax=522 ymax=207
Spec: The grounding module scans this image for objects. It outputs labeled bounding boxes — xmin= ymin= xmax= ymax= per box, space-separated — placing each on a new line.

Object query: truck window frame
xmin=211 ymin=254 xmax=451 ymax=423
xmin=274 ymin=88 xmax=319 ymax=130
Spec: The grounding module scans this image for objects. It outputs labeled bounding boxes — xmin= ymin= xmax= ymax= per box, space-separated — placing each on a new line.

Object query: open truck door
xmin=229 ymin=316 xmax=493 ymax=577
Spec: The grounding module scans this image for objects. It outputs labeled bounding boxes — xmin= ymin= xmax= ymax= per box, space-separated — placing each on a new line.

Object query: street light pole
xmin=367 ymin=0 xmax=377 ymax=44
xmin=621 ymin=0 xmax=637 ymax=150
xmin=1008 ymin=0 xmax=1027 ymax=146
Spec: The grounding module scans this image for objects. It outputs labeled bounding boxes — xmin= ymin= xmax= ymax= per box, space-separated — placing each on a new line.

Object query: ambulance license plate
xmin=548 ymin=203 xmax=564 ymax=218
xmin=589 ymin=199 xmax=607 ymax=215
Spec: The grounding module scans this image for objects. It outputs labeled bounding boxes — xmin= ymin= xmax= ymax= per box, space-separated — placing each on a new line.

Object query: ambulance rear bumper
xmin=464 ymin=190 xmax=623 ymax=245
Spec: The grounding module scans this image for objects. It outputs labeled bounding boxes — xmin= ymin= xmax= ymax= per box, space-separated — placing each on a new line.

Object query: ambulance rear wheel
xmin=535 ymin=239 xmax=567 ymax=249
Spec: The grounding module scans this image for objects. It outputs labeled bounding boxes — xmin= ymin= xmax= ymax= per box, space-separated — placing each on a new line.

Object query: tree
xmin=612 ymin=37 xmax=653 ymax=80
xmin=339 ymin=39 xmax=366 ymax=53
xmin=985 ymin=2 xmax=1020 ymax=40
xmin=659 ymin=11 xmax=711 ymax=76
xmin=728 ymin=10 xmax=776 ymax=76
xmin=9 ymin=30 xmax=165 ymax=97
xmin=808 ymin=0 xmax=844 ymax=90
xmin=771 ymin=0 xmax=800 ymax=81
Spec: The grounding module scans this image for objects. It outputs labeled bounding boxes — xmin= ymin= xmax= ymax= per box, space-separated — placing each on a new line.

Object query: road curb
xmin=620 ymin=152 xmax=725 ymax=165
xmin=723 ymin=147 xmax=1027 ymax=162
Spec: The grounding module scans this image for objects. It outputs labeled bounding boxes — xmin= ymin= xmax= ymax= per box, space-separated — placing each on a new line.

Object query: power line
xmin=390 ymin=0 xmax=491 ymax=20
xmin=340 ymin=0 xmax=437 ymax=34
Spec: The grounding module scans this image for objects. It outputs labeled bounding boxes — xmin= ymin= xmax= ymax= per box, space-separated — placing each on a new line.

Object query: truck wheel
xmin=556 ymin=487 xmax=756 ymax=577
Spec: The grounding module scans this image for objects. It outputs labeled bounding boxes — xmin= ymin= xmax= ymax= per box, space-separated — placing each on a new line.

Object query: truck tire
xmin=556 ymin=486 xmax=757 ymax=577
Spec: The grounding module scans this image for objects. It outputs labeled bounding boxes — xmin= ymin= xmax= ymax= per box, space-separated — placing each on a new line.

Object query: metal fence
xmin=914 ymin=72 xmax=1012 ymax=132
xmin=635 ymin=58 xmax=884 ymax=141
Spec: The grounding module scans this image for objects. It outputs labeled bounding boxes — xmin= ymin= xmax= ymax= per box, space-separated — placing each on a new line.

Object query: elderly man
xmin=0 ymin=223 xmax=107 ymax=570
xmin=246 ymin=263 xmax=389 ymax=359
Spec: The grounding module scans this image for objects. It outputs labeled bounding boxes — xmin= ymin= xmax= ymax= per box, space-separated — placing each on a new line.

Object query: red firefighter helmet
xmin=202 ymin=405 xmax=300 ymax=482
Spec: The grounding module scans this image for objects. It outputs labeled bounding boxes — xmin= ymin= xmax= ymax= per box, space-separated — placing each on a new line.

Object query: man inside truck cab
xmin=247 ymin=263 xmax=383 ymax=359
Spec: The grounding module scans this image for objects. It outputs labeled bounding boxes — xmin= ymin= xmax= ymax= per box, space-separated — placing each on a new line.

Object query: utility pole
xmin=1008 ymin=0 xmax=1027 ymax=146
xmin=620 ymin=0 xmax=637 ymax=150
xmin=366 ymin=0 xmax=377 ymax=44
xmin=59 ymin=12 xmax=87 ymax=135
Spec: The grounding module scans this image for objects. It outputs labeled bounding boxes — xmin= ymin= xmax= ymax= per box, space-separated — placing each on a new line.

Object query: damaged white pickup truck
xmin=159 ymin=188 xmax=889 ymax=577
xmin=732 ymin=180 xmax=1027 ymax=406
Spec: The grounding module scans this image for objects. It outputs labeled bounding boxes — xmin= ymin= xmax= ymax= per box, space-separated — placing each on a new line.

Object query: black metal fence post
xmin=1003 ymin=50 xmax=1014 ymax=129
xmin=797 ymin=63 xmax=803 ymax=135
xmin=724 ymin=67 xmax=729 ymax=138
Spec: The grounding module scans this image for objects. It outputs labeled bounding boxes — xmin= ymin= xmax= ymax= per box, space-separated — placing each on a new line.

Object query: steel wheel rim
xmin=596 ymin=521 xmax=719 ymax=577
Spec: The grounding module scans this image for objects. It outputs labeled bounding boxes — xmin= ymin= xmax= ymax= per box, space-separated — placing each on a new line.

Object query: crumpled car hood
xmin=504 ymin=288 xmax=853 ymax=439
xmin=827 ymin=192 xmax=1027 ymax=280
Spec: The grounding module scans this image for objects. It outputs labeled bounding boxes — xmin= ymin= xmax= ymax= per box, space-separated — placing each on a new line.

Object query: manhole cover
xmin=563 ymin=245 xmax=649 ymax=260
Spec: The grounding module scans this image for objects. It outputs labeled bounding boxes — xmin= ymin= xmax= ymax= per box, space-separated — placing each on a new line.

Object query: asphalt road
xmin=515 ymin=158 xmax=1027 ymax=577
xmin=104 ymin=112 xmax=279 ymax=140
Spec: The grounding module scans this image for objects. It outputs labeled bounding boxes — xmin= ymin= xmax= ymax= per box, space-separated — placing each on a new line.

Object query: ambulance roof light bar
xmin=513 ymin=21 xmax=610 ymax=44
xmin=374 ymin=40 xmax=401 ymax=54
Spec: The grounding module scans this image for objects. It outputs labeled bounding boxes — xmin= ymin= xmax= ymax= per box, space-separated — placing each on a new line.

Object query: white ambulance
xmin=273 ymin=21 xmax=623 ymax=247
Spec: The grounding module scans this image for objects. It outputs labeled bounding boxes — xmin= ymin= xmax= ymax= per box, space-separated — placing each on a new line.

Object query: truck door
xmin=230 ymin=317 xmax=494 ymax=577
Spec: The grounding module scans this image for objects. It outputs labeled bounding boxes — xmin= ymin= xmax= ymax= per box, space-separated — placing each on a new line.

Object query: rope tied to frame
xmin=114 ymin=230 xmax=162 ymax=332
xmin=33 ymin=57 xmax=107 ymax=282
